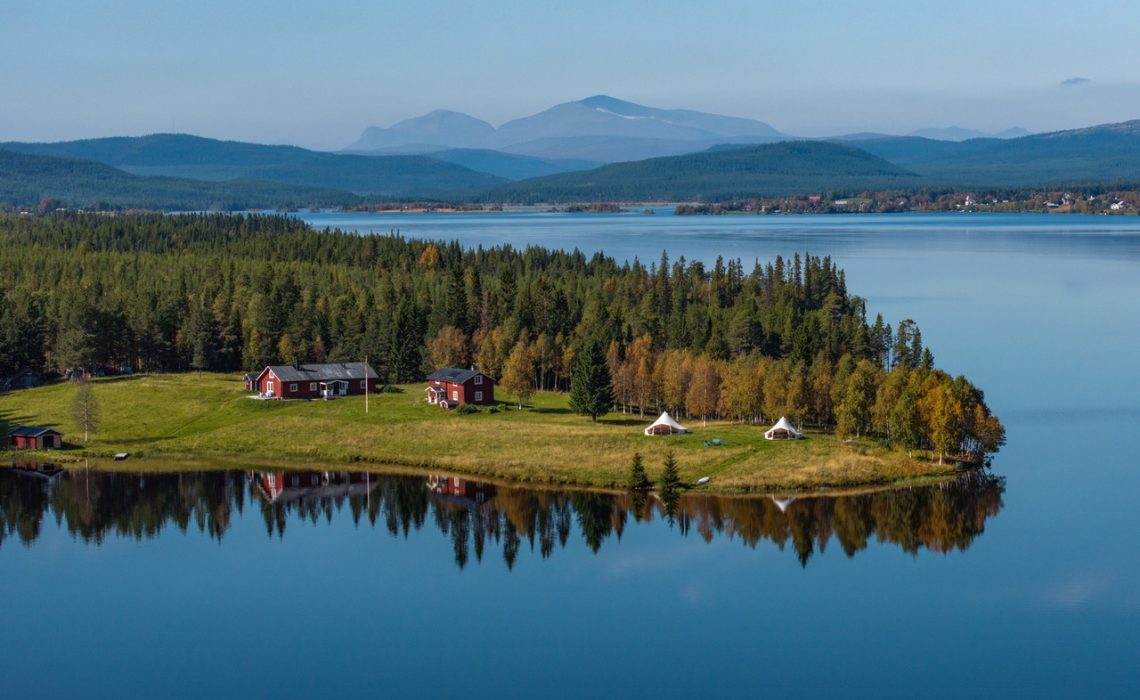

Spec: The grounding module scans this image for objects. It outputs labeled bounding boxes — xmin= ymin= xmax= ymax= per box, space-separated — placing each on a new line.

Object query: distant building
xmin=253 ymin=362 xmax=379 ymax=400
xmin=242 ymin=372 xmax=258 ymax=391
xmin=9 ymin=426 xmax=63 ymax=450
xmin=425 ymin=368 xmax=496 ymax=408
xmin=2 ymin=369 xmax=43 ymax=390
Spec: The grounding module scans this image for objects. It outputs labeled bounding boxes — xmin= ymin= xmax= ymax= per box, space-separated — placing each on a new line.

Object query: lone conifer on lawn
xmin=569 ymin=338 xmax=613 ymax=422
xmin=627 ymin=452 xmax=651 ymax=490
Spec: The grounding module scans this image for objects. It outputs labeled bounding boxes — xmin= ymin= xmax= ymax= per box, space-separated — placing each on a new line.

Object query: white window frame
xmin=474 ymin=375 xmax=483 ymax=385
xmin=267 ymin=380 xmax=274 ymax=394
xmin=452 ymin=390 xmax=459 ymax=401
xmin=310 ymin=382 xmax=317 ymax=392
xmin=475 ymin=391 xmax=483 ymax=402
xmin=290 ymin=383 xmax=297 ymax=392
xmin=360 ymin=380 xmax=367 ymax=389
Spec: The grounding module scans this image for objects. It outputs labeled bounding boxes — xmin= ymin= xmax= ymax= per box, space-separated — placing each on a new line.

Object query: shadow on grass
xmin=597 ymin=416 xmax=648 ymax=427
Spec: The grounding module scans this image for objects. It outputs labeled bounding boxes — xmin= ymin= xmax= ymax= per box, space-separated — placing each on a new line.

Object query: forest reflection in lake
xmin=0 ymin=465 xmax=1003 ymax=568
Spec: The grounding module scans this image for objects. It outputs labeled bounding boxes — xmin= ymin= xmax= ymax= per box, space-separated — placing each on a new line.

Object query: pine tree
xmin=569 ymin=339 xmax=613 ymax=422
xmin=627 ymin=452 xmax=651 ymax=491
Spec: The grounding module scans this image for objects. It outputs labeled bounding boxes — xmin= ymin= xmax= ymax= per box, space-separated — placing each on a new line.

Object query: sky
xmin=3 ymin=0 xmax=1140 ymax=149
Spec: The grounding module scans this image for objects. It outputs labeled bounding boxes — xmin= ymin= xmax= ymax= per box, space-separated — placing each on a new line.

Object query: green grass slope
xmin=477 ymin=141 xmax=920 ymax=202
xmin=0 ymin=373 xmax=953 ymax=492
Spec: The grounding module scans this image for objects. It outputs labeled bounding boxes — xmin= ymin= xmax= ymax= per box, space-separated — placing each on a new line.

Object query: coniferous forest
xmin=0 ymin=212 xmax=1004 ymax=463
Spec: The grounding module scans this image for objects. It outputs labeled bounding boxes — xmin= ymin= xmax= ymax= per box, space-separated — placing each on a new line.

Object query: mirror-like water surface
xmin=3 ymin=213 xmax=1139 ymax=698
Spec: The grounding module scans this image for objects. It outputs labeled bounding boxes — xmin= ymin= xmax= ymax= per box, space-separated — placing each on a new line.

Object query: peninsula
xmin=0 ymin=212 xmax=1004 ymax=491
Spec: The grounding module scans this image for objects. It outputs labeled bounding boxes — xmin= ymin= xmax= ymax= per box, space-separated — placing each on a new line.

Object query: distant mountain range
xmin=909 ymin=126 xmax=1031 ymax=141
xmin=349 ymin=95 xmax=786 ymax=161
xmin=5 ymin=96 xmax=1140 ymax=209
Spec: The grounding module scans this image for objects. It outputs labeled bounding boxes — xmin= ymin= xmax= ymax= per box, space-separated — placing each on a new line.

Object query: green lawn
xmin=0 ymin=373 xmax=959 ymax=491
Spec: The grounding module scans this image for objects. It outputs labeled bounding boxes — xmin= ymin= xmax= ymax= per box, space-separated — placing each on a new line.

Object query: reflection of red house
xmin=425 ymin=368 xmax=495 ymax=409
xmin=427 ymin=474 xmax=497 ymax=504
xmin=9 ymin=427 xmax=63 ymax=450
xmin=249 ymin=470 xmax=379 ymax=503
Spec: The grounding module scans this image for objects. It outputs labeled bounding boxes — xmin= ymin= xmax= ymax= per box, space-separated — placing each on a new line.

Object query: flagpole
xmin=364 ymin=355 xmax=369 ymax=414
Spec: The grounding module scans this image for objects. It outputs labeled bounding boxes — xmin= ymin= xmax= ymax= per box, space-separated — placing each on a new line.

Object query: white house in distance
xmin=644 ymin=412 xmax=689 ymax=436
xmin=764 ymin=416 xmax=800 ymax=440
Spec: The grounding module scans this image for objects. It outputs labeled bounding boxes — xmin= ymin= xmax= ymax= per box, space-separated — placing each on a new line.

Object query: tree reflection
xmin=0 ymin=465 xmax=1004 ymax=570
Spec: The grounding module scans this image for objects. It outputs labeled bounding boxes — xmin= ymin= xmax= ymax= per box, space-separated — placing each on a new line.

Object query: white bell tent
xmin=764 ymin=416 xmax=800 ymax=440
xmin=644 ymin=411 xmax=690 ymax=436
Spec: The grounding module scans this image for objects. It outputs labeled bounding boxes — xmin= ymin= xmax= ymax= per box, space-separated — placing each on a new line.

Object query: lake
xmin=3 ymin=212 xmax=1140 ymax=698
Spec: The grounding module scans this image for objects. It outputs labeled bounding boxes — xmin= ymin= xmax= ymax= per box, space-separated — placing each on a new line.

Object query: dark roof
xmin=9 ymin=426 xmax=62 ymax=437
xmin=242 ymin=372 xmax=258 ymax=381
xmin=427 ymin=368 xmax=495 ymax=383
xmin=260 ymin=362 xmax=378 ymax=383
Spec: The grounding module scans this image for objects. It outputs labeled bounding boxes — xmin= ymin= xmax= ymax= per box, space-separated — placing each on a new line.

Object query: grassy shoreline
xmin=0 ymin=373 xmax=964 ymax=493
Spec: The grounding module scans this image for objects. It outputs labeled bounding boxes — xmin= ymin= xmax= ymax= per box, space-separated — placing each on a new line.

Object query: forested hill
xmin=0 ymin=212 xmax=1003 ymax=462
xmin=476 ymin=141 xmax=921 ymax=202
xmin=849 ymin=119 xmax=1140 ymax=186
xmin=0 ymin=134 xmax=507 ymax=197
xmin=0 ymin=150 xmax=358 ymax=211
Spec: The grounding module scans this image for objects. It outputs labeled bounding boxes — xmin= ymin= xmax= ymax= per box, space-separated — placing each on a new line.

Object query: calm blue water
xmin=3 ymin=213 xmax=1139 ymax=698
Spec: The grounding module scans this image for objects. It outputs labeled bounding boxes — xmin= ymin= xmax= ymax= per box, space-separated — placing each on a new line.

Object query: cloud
xmin=1060 ymin=77 xmax=1092 ymax=87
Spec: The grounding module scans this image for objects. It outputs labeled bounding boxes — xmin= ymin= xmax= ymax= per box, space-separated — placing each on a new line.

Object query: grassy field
xmin=0 ymin=373 xmax=960 ymax=491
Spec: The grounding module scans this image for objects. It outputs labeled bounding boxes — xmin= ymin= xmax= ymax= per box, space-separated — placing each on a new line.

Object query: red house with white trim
xmin=425 ymin=368 xmax=496 ymax=408
xmin=254 ymin=362 xmax=380 ymax=400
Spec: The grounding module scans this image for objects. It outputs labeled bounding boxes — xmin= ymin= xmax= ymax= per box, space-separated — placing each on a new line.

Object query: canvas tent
xmin=644 ymin=412 xmax=689 ymax=436
xmin=764 ymin=416 xmax=800 ymax=440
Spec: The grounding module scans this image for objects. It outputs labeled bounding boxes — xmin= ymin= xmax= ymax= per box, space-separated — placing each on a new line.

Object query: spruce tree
xmin=569 ymin=339 xmax=613 ymax=422
xmin=627 ymin=452 xmax=650 ymax=490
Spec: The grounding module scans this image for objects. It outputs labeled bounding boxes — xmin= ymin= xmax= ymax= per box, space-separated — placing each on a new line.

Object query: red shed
xmin=425 ymin=368 xmax=495 ymax=408
xmin=9 ymin=426 xmax=63 ymax=450
xmin=254 ymin=362 xmax=380 ymax=400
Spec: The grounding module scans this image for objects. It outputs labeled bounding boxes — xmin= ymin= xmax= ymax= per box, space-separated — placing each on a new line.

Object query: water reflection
xmin=0 ymin=466 xmax=1003 ymax=568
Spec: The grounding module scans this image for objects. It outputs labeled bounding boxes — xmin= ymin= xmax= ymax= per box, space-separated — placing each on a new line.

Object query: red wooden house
xmin=253 ymin=362 xmax=380 ymax=400
xmin=425 ymin=368 xmax=495 ymax=408
xmin=9 ymin=426 xmax=63 ymax=450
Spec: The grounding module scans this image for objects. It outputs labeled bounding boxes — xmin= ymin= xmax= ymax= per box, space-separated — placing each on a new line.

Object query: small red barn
xmin=425 ymin=368 xmax=495 ymax=408
xmin=254 ymin=362 xmax=380 ymax=400
xmin=9 ymin=426 xmax=63 ymax=450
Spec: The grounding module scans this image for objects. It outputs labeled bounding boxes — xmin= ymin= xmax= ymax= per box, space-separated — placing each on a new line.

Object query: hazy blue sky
xmin=3 ymin=0 xmax=1139 ymax=148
